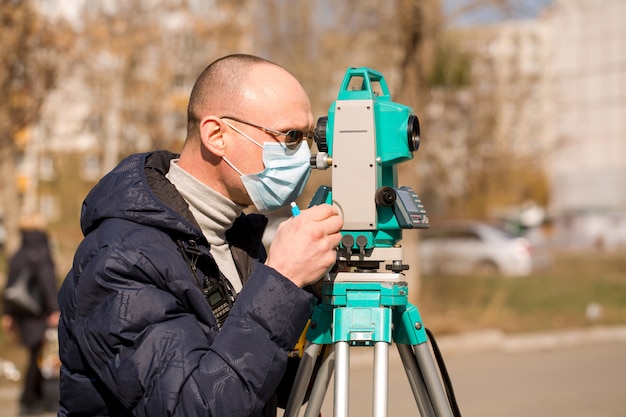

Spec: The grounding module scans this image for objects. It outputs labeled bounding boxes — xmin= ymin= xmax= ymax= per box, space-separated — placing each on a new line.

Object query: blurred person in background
xmin=2 ymin=214 xmax=60 ymax=415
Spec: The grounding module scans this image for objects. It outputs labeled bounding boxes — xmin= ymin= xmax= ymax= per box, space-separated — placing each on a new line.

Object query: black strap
xmin=426 ymin=328 xmax=463 ymax=417
xmin=176 ymin=239 xmax=237 ymax=329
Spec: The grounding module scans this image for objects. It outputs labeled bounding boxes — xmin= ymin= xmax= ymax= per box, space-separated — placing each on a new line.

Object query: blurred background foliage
xmin=0 ymin=0 xmax=554 ymax=257
xmin=1 ymin=0 xmax=623 ymax=314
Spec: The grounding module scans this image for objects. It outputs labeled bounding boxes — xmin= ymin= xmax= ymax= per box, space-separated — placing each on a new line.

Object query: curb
xmin=436 ymin=325 xmax=626 ymax=353
xmin=347 ymin=325 xmax=626 ymax=367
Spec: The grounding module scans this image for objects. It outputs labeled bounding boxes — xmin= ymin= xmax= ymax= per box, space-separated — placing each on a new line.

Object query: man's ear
xmin=199 ymin=116 xmax=227 ymax=157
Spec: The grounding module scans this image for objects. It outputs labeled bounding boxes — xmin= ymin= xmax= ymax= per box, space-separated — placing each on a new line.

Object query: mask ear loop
xmin=221 ymin=119 xmax=261 ymax=176
xmin=222 ymin=156 xmax=245 ymax=176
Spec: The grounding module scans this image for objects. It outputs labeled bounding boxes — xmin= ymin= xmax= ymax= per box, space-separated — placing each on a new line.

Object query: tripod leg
xmin=284 ymin=342 xmax=322 ymax=417
xmin=397 ymin=343 xmax=437 ymax=417
xmin=373 ymin=342 xmax=389 ymax=417
xmin=398 ymin=343 xmax=455 ymax=417
xmin=413 ymin=343 xmax=454 ymax=417
xmin=334 ymin=341 xmax=350 ymax=417
xmin=302 ymin=346 xmax=335 ymax=417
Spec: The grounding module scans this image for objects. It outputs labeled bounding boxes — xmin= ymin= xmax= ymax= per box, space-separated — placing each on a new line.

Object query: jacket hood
xmin=80 ymin=151 xmax=201 ymax=240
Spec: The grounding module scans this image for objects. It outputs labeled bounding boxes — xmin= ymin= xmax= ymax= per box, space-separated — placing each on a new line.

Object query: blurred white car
xmin=418 ymin=221 xmax=544 ymax=277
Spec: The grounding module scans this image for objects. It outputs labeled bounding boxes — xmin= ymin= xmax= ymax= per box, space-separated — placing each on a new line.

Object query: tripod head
xmin=310 ymin=67 xmax=429 ymax=272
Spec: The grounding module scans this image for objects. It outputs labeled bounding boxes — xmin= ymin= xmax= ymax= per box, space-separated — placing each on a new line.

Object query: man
xmin=57 ymin=54 xmax=343 ymax=417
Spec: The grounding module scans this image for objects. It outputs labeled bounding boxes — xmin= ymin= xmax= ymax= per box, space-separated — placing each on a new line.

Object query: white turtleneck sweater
xmin=166 ymin=159 xmax=245 ymax=293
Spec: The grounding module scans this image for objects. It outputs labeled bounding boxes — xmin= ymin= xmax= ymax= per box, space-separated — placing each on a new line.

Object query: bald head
xmin=186 ymin=54 xmax=291 ymax=142
xmin=178 ymin=54 xmax=313 ymax=205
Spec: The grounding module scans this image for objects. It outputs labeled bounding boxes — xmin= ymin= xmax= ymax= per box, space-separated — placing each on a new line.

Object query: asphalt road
xmin=1 ymin=327 xmax=624 ymax=417
xmin=303 ymin=327 xmax=626 ymax=417
xmin=438 ymin=341 xmax=626 ymax=417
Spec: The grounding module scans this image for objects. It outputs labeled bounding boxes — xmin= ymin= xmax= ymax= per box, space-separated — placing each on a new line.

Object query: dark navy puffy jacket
xmin=57 ymin=151 xmax=315 ymax=417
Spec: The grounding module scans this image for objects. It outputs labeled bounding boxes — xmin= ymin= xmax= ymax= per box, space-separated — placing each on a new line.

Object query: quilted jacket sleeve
xmin=71 ymin=230 xmax=314 ymax=417
xmin=176 ymin=264 xmax=314 ymax=416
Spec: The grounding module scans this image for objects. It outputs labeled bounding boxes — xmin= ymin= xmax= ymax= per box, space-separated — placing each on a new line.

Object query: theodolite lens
xmin=407 ymin=114 xmax=420 ymax=152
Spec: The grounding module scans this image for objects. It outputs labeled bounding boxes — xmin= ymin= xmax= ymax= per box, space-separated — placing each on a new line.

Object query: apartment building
xmin=546 ymin=0 xmax=626 ymax=248
xmin=449 ymin=0 xmax=626 ymax=249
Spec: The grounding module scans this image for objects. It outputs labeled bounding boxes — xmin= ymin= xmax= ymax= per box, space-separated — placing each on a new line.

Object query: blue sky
xmin=445 ymin=0 xmax=554 ymax=26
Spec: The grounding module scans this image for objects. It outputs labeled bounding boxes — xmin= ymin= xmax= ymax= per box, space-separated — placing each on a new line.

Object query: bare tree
xmin=388 ymin=0 xmax=549 ymax=296
xmin=72 ymin=0 xmax=255 ymax=175
xmin=390 ymin=0 xmax=443 ymax=299
xmin=0 ymin=0 xmax=73 ymax=254
xmin=417 ymin=22 xmax=551 ymax=221
xmin=254 ymin=0 xmax=441 ymax=298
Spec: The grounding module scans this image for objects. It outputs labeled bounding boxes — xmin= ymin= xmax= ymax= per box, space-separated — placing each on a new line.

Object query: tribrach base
xmin=283 ymin=276 xmax=458 ymax=417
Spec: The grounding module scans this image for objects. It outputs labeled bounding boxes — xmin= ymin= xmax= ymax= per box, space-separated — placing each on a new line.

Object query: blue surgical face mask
xmin=222 ymin=121 xmax=312 ymax=213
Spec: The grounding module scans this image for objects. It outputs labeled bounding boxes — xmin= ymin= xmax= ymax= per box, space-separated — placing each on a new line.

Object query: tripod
xmin=283 ymin=252 xmax=461 ymax=417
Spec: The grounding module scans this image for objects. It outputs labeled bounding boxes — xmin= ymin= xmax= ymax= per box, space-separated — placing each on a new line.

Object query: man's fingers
xmin=300 ymin=203 xmax=340 ymax=221
xmin=297 ymin=204 xmax=343 ymax=235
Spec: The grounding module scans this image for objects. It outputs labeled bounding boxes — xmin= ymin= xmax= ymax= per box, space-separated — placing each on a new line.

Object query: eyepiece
xmin=375 ymin=186 xmax=396 ymax=207
xmin=314 ymin=116 xmax=328 ymax=153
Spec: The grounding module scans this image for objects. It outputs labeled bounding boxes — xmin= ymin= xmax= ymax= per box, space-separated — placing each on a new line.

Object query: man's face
xmin=220 ymin=66 xmax=314 ymax=207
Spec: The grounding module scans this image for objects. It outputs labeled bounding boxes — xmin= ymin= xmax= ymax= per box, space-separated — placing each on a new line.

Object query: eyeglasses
xmin=221 ymin=116 xmax=313 ymax=150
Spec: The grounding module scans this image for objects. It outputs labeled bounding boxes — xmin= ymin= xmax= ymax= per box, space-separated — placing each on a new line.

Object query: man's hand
xmin=1 ymin=315 xmax=14 ymax=335
xmin=266 ymin=204 xmax=343 ymax=288
xmin=48 ymin=311 xmax=60 ymax=328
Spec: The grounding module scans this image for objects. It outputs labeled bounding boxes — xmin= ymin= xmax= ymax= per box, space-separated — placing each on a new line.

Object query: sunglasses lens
xmin=285 ymin=131 xmax=302 ymax=149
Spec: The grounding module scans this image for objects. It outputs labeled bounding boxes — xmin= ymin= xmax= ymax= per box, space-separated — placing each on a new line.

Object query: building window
xmin=40 ymin=156 xmax=56 ymax=181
